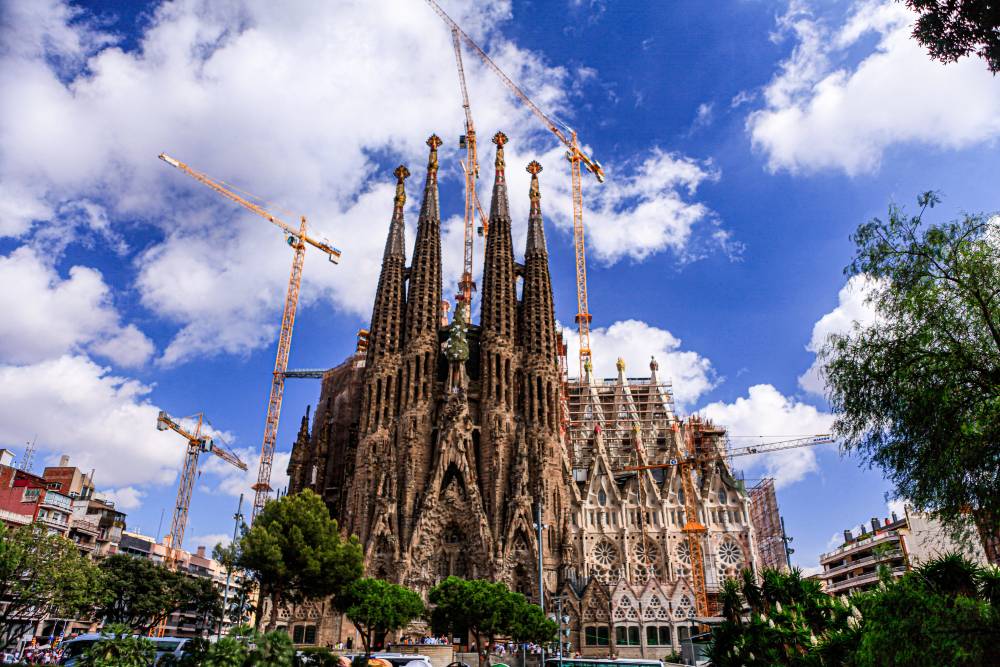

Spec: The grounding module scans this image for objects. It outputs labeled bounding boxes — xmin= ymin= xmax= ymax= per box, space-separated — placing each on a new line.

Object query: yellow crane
xmin=448 ymin=23 xmax=489 ymax=307
xmin=158 ymin=154 xmax=342 ymax=520
xmin=423 ymin=0 xmax=605 ymax=377
xmin=155 ymin=410 xmax=247 ymax=552
xmin=621 ymin=432 xmax=834 ymax=618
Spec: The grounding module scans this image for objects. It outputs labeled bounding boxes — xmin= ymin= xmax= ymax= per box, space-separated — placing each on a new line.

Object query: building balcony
xmin=71 ymin=518 xmax=100 ymax=535
xmin=36 ymin=515 xmax=69 ymax=533
xmin=821 ymin=530 xmax=901 ymax=563
xmin=825 ymin=565 xmax=907 ymax=594
xmin=821 ymin=549 xmax=904 ymax=578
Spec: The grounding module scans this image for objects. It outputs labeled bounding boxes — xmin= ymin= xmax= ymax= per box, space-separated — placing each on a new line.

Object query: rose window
xmin=675 ymin=542 xmax=691 ymax=564
xmin=635 ymin=541 xmax=656 ymax=566
xmin=593 ymin=540 xmax=617 ymax=567
xmin=719 ymin=540 xmax=741 ymax=565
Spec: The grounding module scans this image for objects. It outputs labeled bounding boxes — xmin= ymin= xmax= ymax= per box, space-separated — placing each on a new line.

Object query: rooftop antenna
xmin=19 ymin=436 xmax=36 ymax=473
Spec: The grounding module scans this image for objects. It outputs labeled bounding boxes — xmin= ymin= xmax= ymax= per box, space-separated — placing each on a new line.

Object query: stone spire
xmin=367 ymin=165 xmax=409 ymax=365
xmin=521 ymin=161 xmax=557 ymax=364
xmin=404 ymin=135 xmax=443 ymax=346
xmin=480 ymin=131 xmax=517 ymax=339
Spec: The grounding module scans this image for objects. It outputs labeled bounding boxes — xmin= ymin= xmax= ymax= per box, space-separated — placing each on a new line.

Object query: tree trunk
xmin=267 ymin=591 xmax=281 ymax=632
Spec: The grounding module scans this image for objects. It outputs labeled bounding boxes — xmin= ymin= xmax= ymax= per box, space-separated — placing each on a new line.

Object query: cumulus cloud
xmin=749 ymin=0 xmax=1000 ymax=175
xmin=0 ymin=247 xmax=154 ymax=367
xmin=0 ymin=355 xmax=181 ymax=487
xmin=562 ymin=319 xmax=718 ymax=408
xmin=98 ymin=486 xmax=146 ymax=511
xmin=0 ymin=0 xmax=730 ymax=363
xmin=798 ymin=274 xmax=880 ymax=395
xmin=698 ymin=384 xmax=834 ymax=488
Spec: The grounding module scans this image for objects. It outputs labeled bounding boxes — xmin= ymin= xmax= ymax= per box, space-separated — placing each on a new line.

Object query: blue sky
xmin=0 ymin=0 xmax=997 ymax=572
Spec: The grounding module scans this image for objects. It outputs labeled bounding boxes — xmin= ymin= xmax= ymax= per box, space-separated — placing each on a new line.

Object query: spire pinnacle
xmin=525 ymin=160 xmax=547 ymax=254
xmin=393 ymin=165 xmax=410 ymax=209
xmin=426 ymin=134 xmax=442 ymax=179
xmin=384 ymin=165 xmax=408 ymax=259
xmin=492 ymin=131 xmax=508 ymax=174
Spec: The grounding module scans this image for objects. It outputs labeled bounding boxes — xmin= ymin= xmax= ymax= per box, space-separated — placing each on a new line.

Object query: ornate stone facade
xmin=286 ymin=133 xmax=759 ymax=657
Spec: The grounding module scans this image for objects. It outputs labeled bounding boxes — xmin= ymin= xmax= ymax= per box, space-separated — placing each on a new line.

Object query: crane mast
xmin=423 ymin=0 xmax=604 ymax=377
xmin=156 ymin=410 xmax=248 ymax=552
xmin=158 ymin=154 xmax=341 ymax=521
xmin=451 ymin=26 xmax=481 ymax=307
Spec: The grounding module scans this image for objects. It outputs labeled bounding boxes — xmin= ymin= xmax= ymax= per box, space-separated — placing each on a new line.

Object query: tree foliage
xmin=96 ymin=553 xmax=221 ymax=635
xmin=170 ymin=625 xmax=295 ymax=667
xmin=821 ymin=192 xmax=1000 ymax=554
xmin=709 ymin=555 xmax=1000 ymax=666
xmin=0 ymin=523 xmax=102 ymax=650
xmin=708 ymin=567 xmax=852 ymax=667
xmin=428 ymin=577 xmax=555 ymax=660
xmin=342 ymin=578 xmax=424 ymax=660
xmin=848 ymin=554 xmax=1000 ymax=666
xmin=238 ymin=489 xmax=362 ymax=629
xmin=78 ymin=624 xmax=155 ymax=667
xmin=905 ymin=1 xmax=1000 ymax=74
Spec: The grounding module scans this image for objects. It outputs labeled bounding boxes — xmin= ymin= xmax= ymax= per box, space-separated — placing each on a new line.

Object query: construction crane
xmin=155 ymin=410 xmax=247 ymax=552
xmin=423 ymin=0 xmax=605 ymax=377
xmin=159 ymin=153 xmax=342 ymax=521
xmin=620 ymin=432 xmax=834 ymax=618
xmin=446 ymin=22 xmax=487 ymax=307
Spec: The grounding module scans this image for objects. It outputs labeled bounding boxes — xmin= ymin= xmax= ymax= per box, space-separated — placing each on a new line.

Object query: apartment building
xmin=819 ymin=505 xmax=988 ymax=596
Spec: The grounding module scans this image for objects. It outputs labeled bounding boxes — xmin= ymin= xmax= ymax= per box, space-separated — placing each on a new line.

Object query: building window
xmin=598 ymin=489 xmax=607 ymax=506
xmin=23 ymin=488 xmax=40 ymax=502
xmin=615 ymin=626 xmax=640 ymax=646
xmin=292 ymin=625 xmax=317 ymax=644
xmin=718 ymin=489 xmax=727 ymax=504
xmin=646 ymin=625 xmax=672 ymax=646
xmin=584 ymin=626 xmax=609 ymax=646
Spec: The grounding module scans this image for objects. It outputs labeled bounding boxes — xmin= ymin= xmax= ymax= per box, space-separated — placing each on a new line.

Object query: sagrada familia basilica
xmin=284 ymin=133 xmax=760 ymax=656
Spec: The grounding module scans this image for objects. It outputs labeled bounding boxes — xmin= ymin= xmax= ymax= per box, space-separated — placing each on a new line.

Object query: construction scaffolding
xmin=564 ymin=376 xmax=677 ymax=474
xmin=749 ymin=478 xmax=787 ymax=570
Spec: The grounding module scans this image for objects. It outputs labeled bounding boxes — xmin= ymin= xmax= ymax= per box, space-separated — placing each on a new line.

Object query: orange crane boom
xmin=158 ymin=153 xmax=342 ymax=521
xmin=156 ymin=410 xmax=247 ymax=552
xmin=423 ymin=0 xmax=605 ymax=377
xmin=449 ymin=25 xmax=485 ymax=307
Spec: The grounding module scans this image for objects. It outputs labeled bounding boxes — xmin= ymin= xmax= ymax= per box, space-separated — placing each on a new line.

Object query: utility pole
xmin=534 ymin=502 xmax=546 ymax=667
xmin=219 ymin=494 xmax=245 ymax=640
xmin=781 ymin=516 xmax=795 ymax=569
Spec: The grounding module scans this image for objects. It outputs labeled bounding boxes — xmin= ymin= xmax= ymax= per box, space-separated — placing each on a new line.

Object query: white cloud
xmin=749 ymin=0 xmax=1000 ymax=175
xmin=798 ymin=274 xmax=880 ymax=395
xmin=698 ymin=384 xmax=835 ymax=488
xmin=98 ymin=486 xmax=146 ymax=511
xmin=0 ymin=355 xmax=180 ymax=487
xmin=562 ymin=319 xmax=718 ymax=408
xmin=0 ymin=247 xmax=154 ymax=367
xmin=0 ymin=0 xmax=729 ymax=363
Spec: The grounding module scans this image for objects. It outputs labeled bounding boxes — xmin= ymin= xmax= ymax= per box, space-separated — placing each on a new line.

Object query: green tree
xmin=506 ymin=594 xmax=557 ymax=646
xmin=847 ymin=554 xmax=1000 ymax=666
xmin=428 ymin=577 xmax=513 ymax=661
xmin=821 ymin=193 xmax=1000 ymax=558
xmin=904 ymin=1 xmax=1000 ymax=73
xmin=97 ymin=554 xmax=221 ymax=634
xmin=342 ymin=578 xmax=424 ymax=661
xmin=707 ymin=567 xmax=852 ymax=667
xmin=78 ymin=623 xmax=155 ymax=667
xmin=0 ymin=523 xmax=102 ymax=650
xmin=238 ymin=489 xmax=362 ymax=630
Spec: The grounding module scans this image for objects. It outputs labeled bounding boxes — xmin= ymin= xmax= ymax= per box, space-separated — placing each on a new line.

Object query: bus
xmin=545 ymin=658 xmax=665 ymax=667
